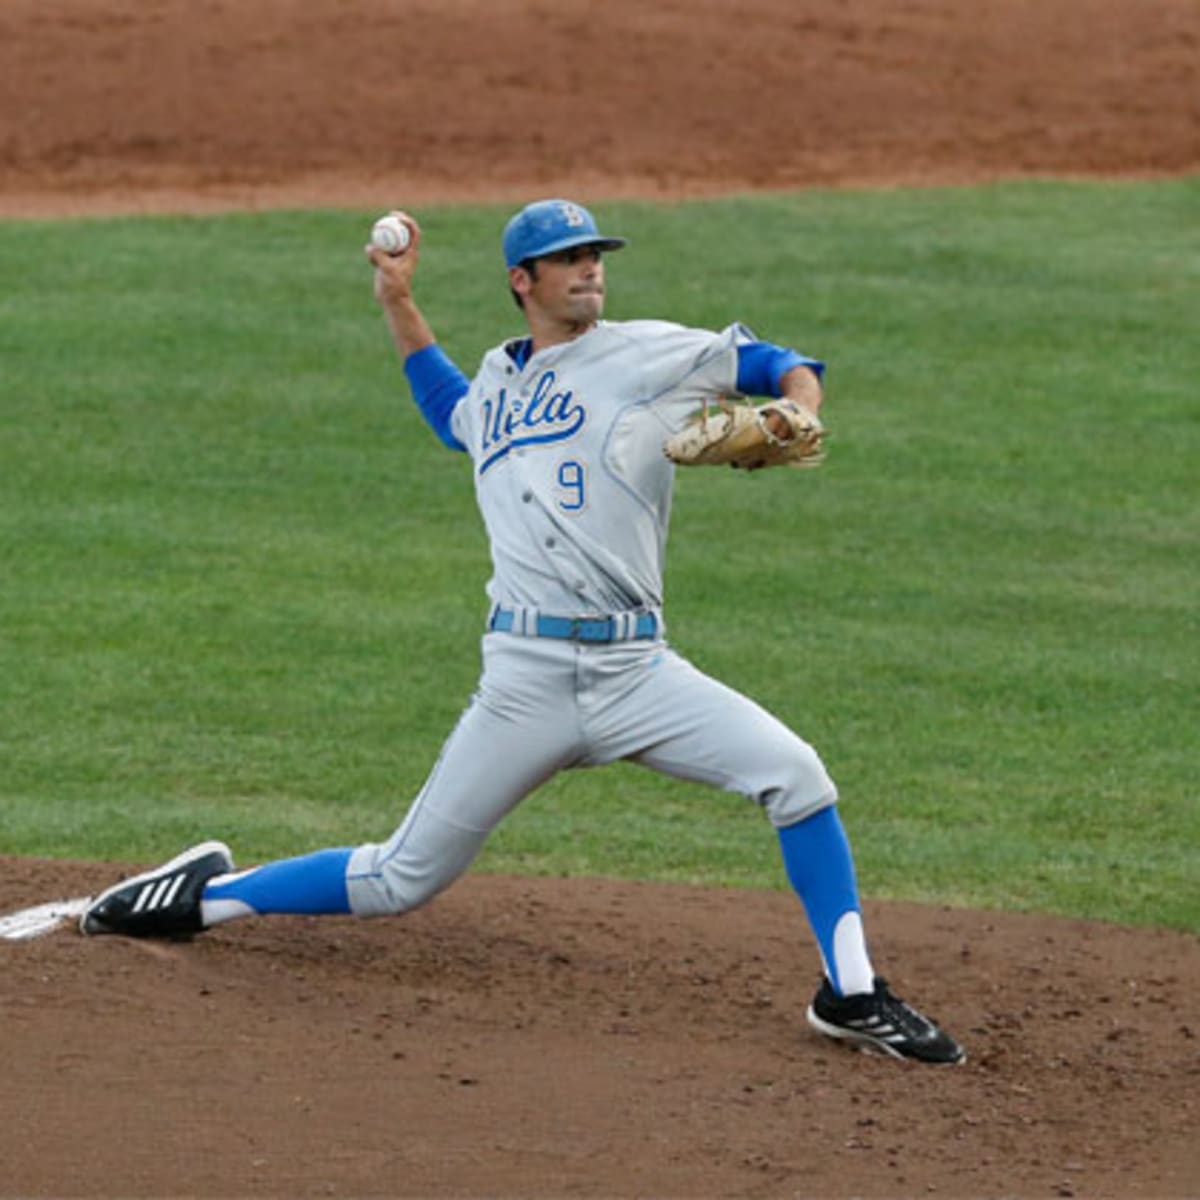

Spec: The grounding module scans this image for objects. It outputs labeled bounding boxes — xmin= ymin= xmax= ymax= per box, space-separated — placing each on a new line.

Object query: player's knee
xmin=344 ymin=842 xmax=451 ymax=917
xmin=760 ymin=745 xmax=838 ymax=828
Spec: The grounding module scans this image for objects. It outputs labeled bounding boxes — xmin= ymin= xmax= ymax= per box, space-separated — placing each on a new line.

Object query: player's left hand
xmin=663 ymin=398 xmax=826 ymax=471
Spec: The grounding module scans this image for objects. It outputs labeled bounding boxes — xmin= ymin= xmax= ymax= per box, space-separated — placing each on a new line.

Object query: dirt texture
xmin=2 ymin=1 xmax=1199 ymax=1197
xmin=0 ymin=0 xmax=1197 ymax=216
xmin=3 ymin=858 xmax=1199 ymax=1199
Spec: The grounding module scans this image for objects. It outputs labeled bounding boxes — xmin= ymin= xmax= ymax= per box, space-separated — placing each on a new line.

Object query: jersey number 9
xmin=556 ymin=459 xmax=586 ymax=512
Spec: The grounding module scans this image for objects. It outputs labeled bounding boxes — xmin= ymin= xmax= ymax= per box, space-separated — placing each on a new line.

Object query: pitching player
xmin=81 ymin=200 xmax=964 ymax=1064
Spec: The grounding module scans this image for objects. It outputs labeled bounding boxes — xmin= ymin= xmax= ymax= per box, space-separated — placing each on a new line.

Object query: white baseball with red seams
xmin=371 ymin=214 xmax=411 ymax=255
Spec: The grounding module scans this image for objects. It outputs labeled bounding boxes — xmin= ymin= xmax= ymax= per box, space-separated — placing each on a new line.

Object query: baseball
xmin=371 ymin=214 xmax=411 ymax=256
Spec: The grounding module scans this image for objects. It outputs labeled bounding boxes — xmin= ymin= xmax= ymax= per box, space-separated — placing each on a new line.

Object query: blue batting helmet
xmin=502 ymin=199 xmax=627 ymax=269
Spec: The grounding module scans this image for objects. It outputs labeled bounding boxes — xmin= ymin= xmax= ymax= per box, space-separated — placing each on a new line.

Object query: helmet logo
xmin=558 ymin=202 xmax=587 ymax=228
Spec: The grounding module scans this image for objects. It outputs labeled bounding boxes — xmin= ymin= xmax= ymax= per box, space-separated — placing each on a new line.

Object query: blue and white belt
xmin=488 ymin=604 xmax=661 ymax=643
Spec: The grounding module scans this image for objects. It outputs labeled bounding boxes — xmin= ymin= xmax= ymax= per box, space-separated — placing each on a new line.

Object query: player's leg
xmin=599 ymin=645 xmax=964 ymax=1062
xmin=200 ymin=848 xmax=355 ymax=924
xmin=342 ymin=679 xmax=580 ymax=917
xmin=207 ymin=636 xmax=584 ymax=923
xmin=591 ymin=647 xmax=871 ymax=991
xmin=83 ymin=636 xmax=584 ymax=936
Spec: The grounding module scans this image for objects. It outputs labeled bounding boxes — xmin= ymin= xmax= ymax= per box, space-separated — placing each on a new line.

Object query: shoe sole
xmin=806 ymin=1004 xmax=967 ymax=1065
xmin=79 ymin=840 xmax=234 ymax=936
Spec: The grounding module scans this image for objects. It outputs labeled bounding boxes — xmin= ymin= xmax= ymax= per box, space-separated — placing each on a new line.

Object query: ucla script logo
xmin=478 ymin=370 xmax=586 ymax=474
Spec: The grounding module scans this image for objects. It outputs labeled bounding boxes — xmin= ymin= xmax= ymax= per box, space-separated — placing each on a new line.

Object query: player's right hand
xmin=366 ymin=212 xmax=421 ymax=307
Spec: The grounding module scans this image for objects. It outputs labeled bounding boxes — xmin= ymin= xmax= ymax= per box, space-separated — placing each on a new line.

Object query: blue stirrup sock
xmin=777 ymin=806 xmax=875 ymax=996
xmin=200 ymin=847 xmax=353 ymax=926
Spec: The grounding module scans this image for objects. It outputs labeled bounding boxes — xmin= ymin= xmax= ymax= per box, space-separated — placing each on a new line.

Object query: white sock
xmin=831 ymin=911 xmax=875 ymax=995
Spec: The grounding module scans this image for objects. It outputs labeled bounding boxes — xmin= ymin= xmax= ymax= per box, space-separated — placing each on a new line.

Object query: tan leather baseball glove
xmin=663 ymin=398 xmax=826 ymax=471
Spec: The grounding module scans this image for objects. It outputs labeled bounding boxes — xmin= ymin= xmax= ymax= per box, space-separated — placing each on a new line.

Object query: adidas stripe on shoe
xmin=806 ymin=976 xmax=966 ymax=1065
xmin=80 ymin=841 xmax=234 ymax=938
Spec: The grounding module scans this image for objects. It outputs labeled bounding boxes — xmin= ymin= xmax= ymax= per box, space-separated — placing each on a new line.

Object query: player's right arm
xmin=366 ymin=212 xmax=433 ymax=357
xmin=366 ymin=215 xmax=469 ymax=452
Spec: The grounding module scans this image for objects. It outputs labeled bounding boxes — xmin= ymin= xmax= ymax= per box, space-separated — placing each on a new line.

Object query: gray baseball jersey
xmin=454 ymin=319 xmax=746 ymax=615
xmin=346 ymin=318 xmax=837 ymax=916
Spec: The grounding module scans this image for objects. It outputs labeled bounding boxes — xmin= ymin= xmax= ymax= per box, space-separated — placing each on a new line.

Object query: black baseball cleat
xmin=806 ymin=976 xmax=966 ymax=1064
xmin=79 ymin=841 xmax=234 ymax=938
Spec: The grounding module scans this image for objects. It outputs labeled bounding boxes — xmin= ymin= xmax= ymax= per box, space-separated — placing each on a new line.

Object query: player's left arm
xmin=777 ymin=362 xmax=824 ymax=415
xmin=735 ymin=341 xmax=825 ymax=405
xmin=735 ymin=341 xmax=825 ymax=438
xmin=660 ymin=332 xmax=828 ymax=470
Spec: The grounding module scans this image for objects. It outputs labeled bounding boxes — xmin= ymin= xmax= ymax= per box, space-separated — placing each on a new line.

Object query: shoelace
xmin=872 ymin=980 xmax=940 ymax=1040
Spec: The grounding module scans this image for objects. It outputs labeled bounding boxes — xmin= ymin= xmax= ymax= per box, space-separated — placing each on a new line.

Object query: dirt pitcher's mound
xmin=2 ymin=856 xmax=1198 ymax=1198
xmin=0 ymin=0 xmax=1196 ymax=216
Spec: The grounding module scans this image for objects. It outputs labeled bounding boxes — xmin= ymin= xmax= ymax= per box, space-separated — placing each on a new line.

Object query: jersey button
xmin=545 ymin=536 xmax=557 ymax=548
xmin=522 ymin=491 xmax=533 ymax=503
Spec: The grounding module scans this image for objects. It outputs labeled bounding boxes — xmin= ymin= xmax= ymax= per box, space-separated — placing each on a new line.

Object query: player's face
xmin=516 ymin=245 xmax=606 ymax=329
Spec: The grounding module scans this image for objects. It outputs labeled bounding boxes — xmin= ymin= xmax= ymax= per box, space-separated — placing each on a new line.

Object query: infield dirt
xmin=1 ymin=2 xmax=1198 ymax=1197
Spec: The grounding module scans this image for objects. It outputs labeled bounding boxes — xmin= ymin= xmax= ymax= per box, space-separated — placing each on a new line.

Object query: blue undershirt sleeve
xmin=403 ymin=344 xmax=470 ymax=452
xmin=735 ymin=341 xmax=825 ymax=397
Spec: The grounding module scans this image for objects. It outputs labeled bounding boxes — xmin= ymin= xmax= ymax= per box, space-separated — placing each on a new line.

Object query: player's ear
xmin=508 ymin=264 xmax=532 ymax=296
xmin=508 ymin=264 xmax=535 ymax=311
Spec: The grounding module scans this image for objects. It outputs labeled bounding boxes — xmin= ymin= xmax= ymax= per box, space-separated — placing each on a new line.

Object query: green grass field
xmin=2 ymin=179 xmax=1196 ymax=930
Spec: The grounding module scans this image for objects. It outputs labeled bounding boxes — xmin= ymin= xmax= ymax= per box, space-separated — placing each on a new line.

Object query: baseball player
xmin=81 ymin=200 xmax=964 ymax=1065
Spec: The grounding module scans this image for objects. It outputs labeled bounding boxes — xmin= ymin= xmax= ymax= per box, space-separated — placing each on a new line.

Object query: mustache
xmin=570 ymin=284 xmax=604 ymax=295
